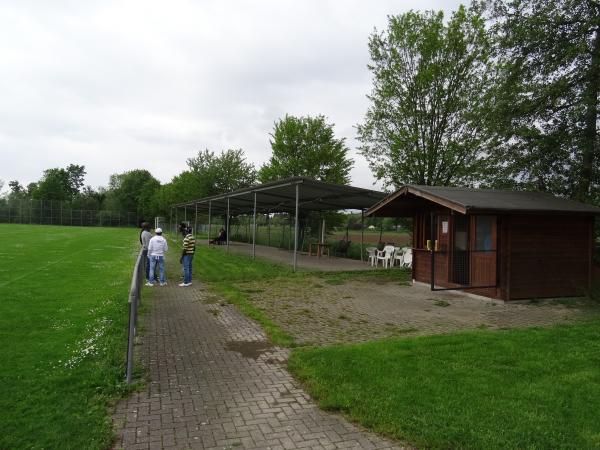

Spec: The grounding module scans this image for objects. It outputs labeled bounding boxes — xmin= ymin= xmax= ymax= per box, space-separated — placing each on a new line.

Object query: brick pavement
xmin=112 ymin=279 xmax=406 ymax=450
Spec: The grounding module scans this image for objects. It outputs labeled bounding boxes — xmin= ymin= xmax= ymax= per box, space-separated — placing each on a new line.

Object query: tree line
xmin=1 ymin=115 xmax=353 ymax=219
xmin=2 ymin=0 xmax=598 ymax=219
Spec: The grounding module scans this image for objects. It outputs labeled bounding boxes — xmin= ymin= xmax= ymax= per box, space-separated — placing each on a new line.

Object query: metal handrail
xmin=126 ymin=249 xmax=144 ymax=384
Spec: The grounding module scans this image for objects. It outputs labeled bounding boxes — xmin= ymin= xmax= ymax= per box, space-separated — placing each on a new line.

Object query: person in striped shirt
xmin=179 ymin=227 xmax=196 ymax=287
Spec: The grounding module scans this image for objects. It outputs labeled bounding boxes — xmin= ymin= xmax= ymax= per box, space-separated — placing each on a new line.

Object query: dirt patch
xmin=235 ymin=277 xmax=600 ymax=347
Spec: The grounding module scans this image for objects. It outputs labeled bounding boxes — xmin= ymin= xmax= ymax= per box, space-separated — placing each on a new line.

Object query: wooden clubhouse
xmin=366 ymin=186 xmax=600 ymax=301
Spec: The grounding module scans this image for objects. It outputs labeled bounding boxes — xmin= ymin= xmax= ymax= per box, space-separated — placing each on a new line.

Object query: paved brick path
xmin=112 ymin=280 xmax=405 ymax=450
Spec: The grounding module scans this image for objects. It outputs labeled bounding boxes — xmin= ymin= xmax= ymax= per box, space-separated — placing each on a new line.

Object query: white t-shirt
xmin=148 ymin=235 xmax=168 ymax=256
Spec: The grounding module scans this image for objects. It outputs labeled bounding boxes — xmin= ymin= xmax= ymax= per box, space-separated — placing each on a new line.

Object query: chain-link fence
xmin=0 ymin=199 xmax=139 ymax=227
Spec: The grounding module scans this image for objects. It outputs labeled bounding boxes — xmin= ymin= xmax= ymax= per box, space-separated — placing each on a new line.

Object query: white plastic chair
xmin=393 ymin=247 xmax=404 ymax=267
xmin=376 ymin=245 xmax=396 ymax=268
xmin=366 ymin=247 xmax=377 ymax=266
xmin=402 ymin=248 xmax=412 ymax=268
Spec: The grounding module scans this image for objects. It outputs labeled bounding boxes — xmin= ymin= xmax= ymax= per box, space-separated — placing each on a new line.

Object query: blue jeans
xmin=142 ymin=250 xmax=150 ymax=281
xmin=182 ymin=254 xmax=193 ymax=284
xmin=148 ymin=255 xmax=165 ymax=284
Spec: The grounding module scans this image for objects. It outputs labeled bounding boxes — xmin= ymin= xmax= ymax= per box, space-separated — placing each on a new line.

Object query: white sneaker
xmin=160 ymin=282 xmax=167 ymax=286
xmin=145 ymin=282 xmax=154 ymax=287
xmin=178 ymin=282 xmax=187 ymax=287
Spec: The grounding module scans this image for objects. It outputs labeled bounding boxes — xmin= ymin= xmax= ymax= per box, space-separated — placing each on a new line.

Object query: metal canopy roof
xmin=366 ymin=185 xmax=600 ymax=217
xmin=173 ymin=177 xmax=387 ymax=215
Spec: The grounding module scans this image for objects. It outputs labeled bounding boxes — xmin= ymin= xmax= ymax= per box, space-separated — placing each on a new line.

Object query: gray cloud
xmin=0 ymin=0 xmax=462 ymax=192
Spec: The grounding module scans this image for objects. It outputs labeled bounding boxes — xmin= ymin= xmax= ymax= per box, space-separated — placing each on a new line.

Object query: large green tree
xmin=187 ymin=148 xmax=257 ymax=195
xmin=106 ymin=169 xmax=160 ymax=218
xmin=357 ymin=5 xmax=492 ymax=189
xmin=71 ymin=186 xmax=107 ymax=211
xmin=32 ymin=164 xmax=86 ymax=201
xmin=486 ymin=0 xmax=600 ymax=201
xmin=259 ymin=115 xmax=353 ymax=185
xmin=152 ymin=171 xmax=208 ymax=216
xmin=152 ymin=149 xmax=257 ymax=217
xmin=8 ymin=181 xmax=24 ymax=194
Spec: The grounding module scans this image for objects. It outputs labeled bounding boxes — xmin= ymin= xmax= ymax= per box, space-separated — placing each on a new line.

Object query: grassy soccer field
xmin=0 ymin=224 xmax=140 ymax=449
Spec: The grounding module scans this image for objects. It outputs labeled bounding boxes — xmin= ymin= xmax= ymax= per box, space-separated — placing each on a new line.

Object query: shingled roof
xmin=366 ymin=185 xmax=600 ymax=217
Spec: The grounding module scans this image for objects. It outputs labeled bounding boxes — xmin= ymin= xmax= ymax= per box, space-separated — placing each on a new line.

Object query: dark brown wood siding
xmin=508 ymin=215 xmax=592 ymax=299
xmin=413 ymin=249 xmax=448 ymax=285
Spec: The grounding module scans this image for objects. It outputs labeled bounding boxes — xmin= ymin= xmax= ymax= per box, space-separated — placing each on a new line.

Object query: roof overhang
xmin=173 ymin=177 xmax=387 ymax=215
xmin=366 ymin=185 xmax=600 ymax=217
xmin=365 ymin=186 xmax=469 ymax=217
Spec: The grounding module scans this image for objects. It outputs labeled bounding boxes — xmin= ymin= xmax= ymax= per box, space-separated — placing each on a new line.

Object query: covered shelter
xmin=366 ymin=185 xmax=600 ymax=300
xmin=172 ymin=177 xmax=386 ymax=270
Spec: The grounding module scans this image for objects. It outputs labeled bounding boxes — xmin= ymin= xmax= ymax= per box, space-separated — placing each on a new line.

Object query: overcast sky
xmin=0 ymin=0 xmax=462 ymax=193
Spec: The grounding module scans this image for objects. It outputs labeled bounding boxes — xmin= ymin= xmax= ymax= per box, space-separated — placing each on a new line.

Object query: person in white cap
xmin=147 ymin=228 xmax=168 ymax=286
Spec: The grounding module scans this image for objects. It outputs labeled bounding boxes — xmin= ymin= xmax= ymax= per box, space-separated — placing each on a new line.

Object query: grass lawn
xmin=0 ymin=224 xmax=140 ymax=450
xmin=289 ymin=322 xmax=600 ymax=449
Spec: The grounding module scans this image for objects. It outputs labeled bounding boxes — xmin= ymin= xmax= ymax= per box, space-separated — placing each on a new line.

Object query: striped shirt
xmin=182 ymin=233 xmax=196 ymax=254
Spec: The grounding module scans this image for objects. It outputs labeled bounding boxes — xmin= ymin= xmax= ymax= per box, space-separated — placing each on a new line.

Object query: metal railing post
xmin=126 ymin=250 xmax=144 ymax=384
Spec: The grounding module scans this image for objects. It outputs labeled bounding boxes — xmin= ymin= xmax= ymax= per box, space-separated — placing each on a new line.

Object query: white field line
xmin=0 ymin=244 xmax=96 ymax=288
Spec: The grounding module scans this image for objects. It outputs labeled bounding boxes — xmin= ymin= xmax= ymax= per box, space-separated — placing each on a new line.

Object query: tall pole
xmin=293 ymin=184 xmax=299 ymax=271
xmin=226 ymin=198 xmax=230 ymax=252
xmin=361 ymin=209 xmax=364 ymax=262
xmin=252 ymin=192 xmax=257 ymax=259
xmin=194 ymin=202 xmax=198 ymax=236
xmin=208 ymin=201 xmax=212 ymax=245
xmin=267 ymin=211 xmax=271 ymax=246
xmin=430 ymin=211 xmax=435 ymax=290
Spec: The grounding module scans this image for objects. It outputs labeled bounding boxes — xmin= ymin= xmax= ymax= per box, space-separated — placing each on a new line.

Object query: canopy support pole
xmin=267 ymin=211 xmax=271 ymax=246
xmin=361 ymin=209 xmax=364 ymax=262
xmin=226 ymin=198 xmax=230 ymax=252
xmin=252 ymin=192 xmax=257 ymax=259
xmin=293 ymin=184 xmax=299 ymax=271
xmin=207 ymin=201 xmax=212 ymax=245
